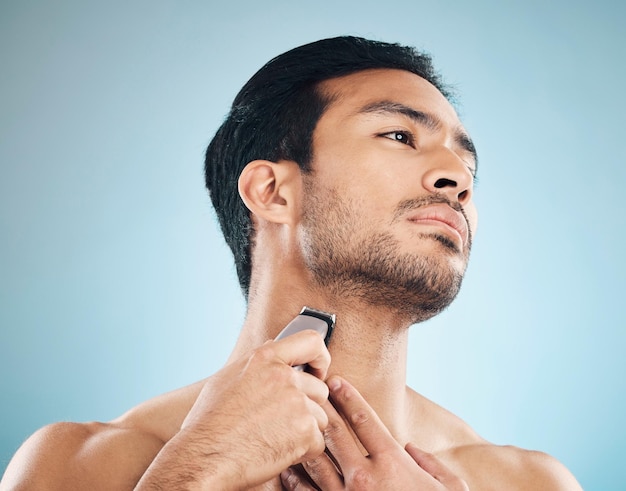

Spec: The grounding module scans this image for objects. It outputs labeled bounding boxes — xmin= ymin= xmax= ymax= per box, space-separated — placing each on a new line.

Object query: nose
xmin=421 ymin=149 xmax=474 ymax=206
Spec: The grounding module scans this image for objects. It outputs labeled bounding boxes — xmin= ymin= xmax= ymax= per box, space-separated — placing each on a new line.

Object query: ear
xmin=238 ymin=159 xmax=301 ymax=225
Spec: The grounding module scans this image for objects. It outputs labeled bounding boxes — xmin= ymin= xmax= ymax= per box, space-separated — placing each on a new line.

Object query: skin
xmin=0 ymin=69 xmax=582 ymax=490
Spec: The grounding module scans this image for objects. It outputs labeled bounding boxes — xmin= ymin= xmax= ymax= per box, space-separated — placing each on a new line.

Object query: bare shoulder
xmin=1 ymin=381 xmax=204 ymax=491
xmin=405 ymin=389 xmax=581 ymax=490
xmin=0 ymin=420 xmax=164 ymax=491
xmin=443 ymin=442 xmax=583 ymax=490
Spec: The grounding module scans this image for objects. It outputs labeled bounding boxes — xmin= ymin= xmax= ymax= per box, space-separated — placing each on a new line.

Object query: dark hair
xmin=204 ymin=36 xmax=451 ymax=296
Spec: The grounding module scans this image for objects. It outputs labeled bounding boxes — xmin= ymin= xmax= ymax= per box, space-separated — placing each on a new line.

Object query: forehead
xmin=318 ymin=68 xmax=462 ymax=129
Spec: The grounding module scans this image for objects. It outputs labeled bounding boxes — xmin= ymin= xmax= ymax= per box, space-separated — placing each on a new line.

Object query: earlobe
xmin=238 ymin=160 xmax=301 ymax=225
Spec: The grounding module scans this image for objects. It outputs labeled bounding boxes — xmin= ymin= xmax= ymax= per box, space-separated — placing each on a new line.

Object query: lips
xmin=406 ymin=204 xmax=469 ymax=246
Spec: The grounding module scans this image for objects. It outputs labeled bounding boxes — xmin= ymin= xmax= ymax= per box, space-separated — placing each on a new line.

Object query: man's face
xmin=298 ymin=69 xmax=478 ymax=323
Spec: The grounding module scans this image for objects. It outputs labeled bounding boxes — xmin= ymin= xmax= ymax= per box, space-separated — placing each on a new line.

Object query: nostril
xmin=458 ymin=189 xmax=468 ymax=201
xmin=434 ymin=178 xmax=457 ymax=188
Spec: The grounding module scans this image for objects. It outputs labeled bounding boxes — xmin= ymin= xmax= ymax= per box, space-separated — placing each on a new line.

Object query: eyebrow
xmin=357 ymin=100 xmax=479 ymax=173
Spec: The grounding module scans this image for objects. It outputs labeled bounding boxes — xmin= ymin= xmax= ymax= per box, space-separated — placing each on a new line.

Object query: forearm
xmin=134 ymin=430 xmax=243 ymax=491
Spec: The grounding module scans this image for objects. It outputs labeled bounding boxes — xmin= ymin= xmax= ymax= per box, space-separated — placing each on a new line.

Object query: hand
xmin=280 ymin=376 xmax=469 ymax=490
xmin=137 ymin=329 xmax=331 ymax=490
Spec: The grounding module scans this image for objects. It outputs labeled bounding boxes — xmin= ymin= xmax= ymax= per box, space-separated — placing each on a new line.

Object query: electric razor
xmin=274 ymin=306 xmax=336 ymax=370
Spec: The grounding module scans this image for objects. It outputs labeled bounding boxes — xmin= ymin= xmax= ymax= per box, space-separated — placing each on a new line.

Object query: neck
xmin=326 ymin=307 xmax=410 ymax=441
xmin=228 ymin=274 xmax=413 ymax=442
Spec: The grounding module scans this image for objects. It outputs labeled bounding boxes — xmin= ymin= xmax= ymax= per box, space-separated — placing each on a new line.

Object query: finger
xmin=319 ymin=398 xmax=364 ymax=470
xmin=302 ymin=451 xmax=344 ymax=490
xmin=280 ymin=466 xmax=319 ymax=491
xmin=327 ymin=376 xmax=395 ymax=455
xmin=405 ymin=443 xmax=469 ymax=490
xmin=296 ymin=371 xmax=330 ymax=406
xmin=305 ymin=396 xmax=329 ymax=432
xmin=273 ymin=329 xmax=331 ymax=379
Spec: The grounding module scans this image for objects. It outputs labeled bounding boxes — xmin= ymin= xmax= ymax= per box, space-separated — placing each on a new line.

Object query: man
xmin=1 ymin=36 xmax=582 ymax=490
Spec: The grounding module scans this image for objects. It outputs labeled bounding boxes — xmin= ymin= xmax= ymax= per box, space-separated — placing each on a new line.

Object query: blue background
xmin=1 ymin=1 xmax=624 ymax=489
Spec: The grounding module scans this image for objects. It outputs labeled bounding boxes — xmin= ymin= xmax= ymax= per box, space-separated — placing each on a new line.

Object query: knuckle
xmin=281 ymin=469 xmax=304 ymax=491
xmin=291 ymin=481 xmax=309 ymax=491
xmin=323 ymin=418 xmax=344 ymax=438
xmin=304 ymin=330 xmax=329 ymax=355
xmin=268 ymin=360 xmax=299 ymax=388
xmin=318 ymin=381 xmax=330 ymax=400
xmin=249 ymin=344 xmax=275 ymax=365
xmin=349 ymin=467 xmax=374 ymax=488
xmin=318 ymin=411 xmax=329 ymax=432
xmin=333 ymin=381 xmax=354 ymax=403
xmin=350 ymin=409 xmax=370 ymax=427
xmin=302 ymin=328 xmax=321 ymax=342
xmin=296 ymin=427 xmax=325 ymax=462
xmin=309 ymin=431 xmax=326 ymax=457
xmin=304 ymin=454 xmax=333 ymax=481
xmin=305 ymin=455 xmax=324 ymax=471
xmin=293 ymin=412 xmax=319 ymax=437
xmin=280 ymin=364 xmax=300 ymax=385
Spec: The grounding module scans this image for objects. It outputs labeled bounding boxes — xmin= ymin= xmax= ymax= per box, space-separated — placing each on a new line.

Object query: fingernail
xmin=327 ymin=376 xmax=341 ymax=391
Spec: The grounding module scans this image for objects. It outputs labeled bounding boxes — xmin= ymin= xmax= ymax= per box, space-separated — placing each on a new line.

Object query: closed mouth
xmin=406 ymin=204 xmax=469 ymax=246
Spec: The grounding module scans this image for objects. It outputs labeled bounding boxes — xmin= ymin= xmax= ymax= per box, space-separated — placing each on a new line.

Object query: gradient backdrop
xmin=1 ymin=1 xmax=624 ymax=489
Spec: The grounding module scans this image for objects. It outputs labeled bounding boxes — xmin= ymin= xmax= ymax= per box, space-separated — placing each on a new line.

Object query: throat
xmin=325 ymin=310 xmax=410 ymax=440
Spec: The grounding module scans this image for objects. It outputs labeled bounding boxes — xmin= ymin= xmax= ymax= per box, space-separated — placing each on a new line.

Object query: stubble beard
xmin=301 ymin=186 xmax=471 ymax=325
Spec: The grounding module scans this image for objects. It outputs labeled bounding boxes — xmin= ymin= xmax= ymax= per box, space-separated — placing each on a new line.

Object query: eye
xmin=462 ymin=159 xmax=478 ymax=182
xmin=380 ymin=130 xmax=414 ymax=147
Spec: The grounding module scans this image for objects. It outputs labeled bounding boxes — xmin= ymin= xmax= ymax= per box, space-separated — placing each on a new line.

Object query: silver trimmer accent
xmin=274 ymin=306 xmax=336 ymax=371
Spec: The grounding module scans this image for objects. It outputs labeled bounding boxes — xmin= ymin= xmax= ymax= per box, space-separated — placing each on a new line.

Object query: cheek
xmin=465 ymin=203 xmax=478 ymax=236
